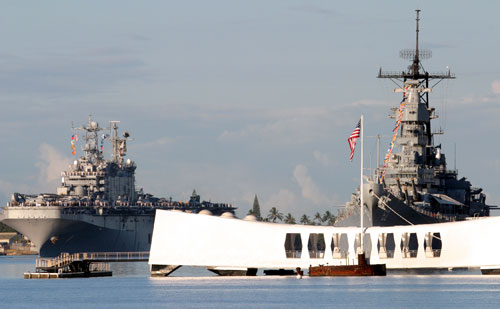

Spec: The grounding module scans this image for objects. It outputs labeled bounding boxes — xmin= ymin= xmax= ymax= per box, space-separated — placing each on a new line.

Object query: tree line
xmin=247 ymin=195 xmax=337 ymax=226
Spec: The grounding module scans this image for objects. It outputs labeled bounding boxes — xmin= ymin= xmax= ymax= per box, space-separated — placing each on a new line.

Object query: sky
xmin=0 ymin=1 xmax=499 ymax=219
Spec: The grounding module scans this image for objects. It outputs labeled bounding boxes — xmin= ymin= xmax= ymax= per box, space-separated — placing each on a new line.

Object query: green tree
xmin=267 ymin=207 xmax=284 ymax=223
xmin=0 ymin=222 xmax=16 ymax=232
xmin=323 ymin=210 xmax=337 ymax=226
xmin=251 ymin=195 xmax=261 ymax=220
xmin=314 ymin=212 xmax=323 ymax=225
xmin=284 ymin=213 xmax=296 ymax=224
xmin=299 ymin=214 xmax=310 ymax=225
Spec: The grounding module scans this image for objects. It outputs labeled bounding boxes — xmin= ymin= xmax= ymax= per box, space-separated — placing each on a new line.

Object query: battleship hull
xmin=1 ymin=206 xmax=154 ymax=257
xmin=336 ymin=183 xmax=442 ymax=227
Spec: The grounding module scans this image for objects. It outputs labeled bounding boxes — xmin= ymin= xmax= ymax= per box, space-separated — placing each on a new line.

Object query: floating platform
xmin=207 ymin=267 xmax=257 ymax=276
xmin=24 ymin=251 xmax=148 ymax=279
xmin=480 ymin=266 xmax=500 ymax=275
xmin=24 ymin=271 xmax=112 ymax=279
xmin=263 ymin=269 xmax=296 ymax=276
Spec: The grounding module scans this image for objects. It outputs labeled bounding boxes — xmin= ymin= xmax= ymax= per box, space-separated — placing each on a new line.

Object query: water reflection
xmin=0 ymin=255 xmax=36 ymax=279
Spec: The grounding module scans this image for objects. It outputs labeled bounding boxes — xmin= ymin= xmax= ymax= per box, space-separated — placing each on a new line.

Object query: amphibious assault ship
xmin=336 ymin=10 xmax=496 ymax=227
xmin=0 ymin=117 xmax=235 ymax=257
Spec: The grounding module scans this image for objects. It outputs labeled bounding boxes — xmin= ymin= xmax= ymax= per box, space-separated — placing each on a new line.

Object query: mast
xmin=72 ymin=115 xmax=105 ymax=164
xmin=376 ymin=134 xmax=380 ymax=169
xmin=377 ymin=9 xmax=455 ymax=173
xmin=411 ymin=9 xmax=421 ymax=77
xmin=360 ymin=114 xmax=364 ymax=254
xmin=110 ymin=121 xmax=120 ymax=163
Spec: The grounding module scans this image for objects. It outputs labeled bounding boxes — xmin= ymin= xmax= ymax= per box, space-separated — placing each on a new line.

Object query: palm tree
xmin=300 ymin=214 xmax=310 ymax=225
xmin=323 ymin=210 xmax=336 ymax=225
xmin=284 ymin=213 xmax=296 ymax=224
xmin=267 ymin=207 xmax=284 ymax=223
xmin=314 ymin=212 xmax=323 ymax=225
xmin=327 ymin=215 xmax=337 ymax=226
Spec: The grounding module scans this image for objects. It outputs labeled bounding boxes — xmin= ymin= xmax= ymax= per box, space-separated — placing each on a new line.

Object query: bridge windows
xmin=377 ymin=233 xmax=395 ymax=259
xmin=284 ymin=233 xmax=302 ymax=258
xmin=424 ymin=232 xmax=442 ymax=258
xmin=400 ymin=232 xmax=419 ymax=258
xmin=308 ymin=233 xmax=326 ymax=259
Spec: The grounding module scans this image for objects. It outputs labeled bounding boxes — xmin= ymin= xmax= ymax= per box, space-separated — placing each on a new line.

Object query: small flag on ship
xmin=348 ymin=119 xmax=361 ymax=161
xmin=71 ymin=134 xmax=78 ymax=156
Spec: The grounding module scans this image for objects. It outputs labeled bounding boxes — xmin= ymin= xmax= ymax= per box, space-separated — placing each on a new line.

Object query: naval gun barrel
xmin=411 ymin=178 xmax=420 ymax=202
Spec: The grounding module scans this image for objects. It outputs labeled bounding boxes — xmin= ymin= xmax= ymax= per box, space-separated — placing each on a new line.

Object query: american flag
xmin=348 ymin=119 xmax=361 ymax=161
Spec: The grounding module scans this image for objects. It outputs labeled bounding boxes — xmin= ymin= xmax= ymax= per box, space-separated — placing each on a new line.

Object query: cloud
xmin=492 ymin=80 xmax=500 ymax=95
xmin=0 ymin=49 xmax=147 ymax=96
xmin=289 ymin=5 xmax=339 ymax=18
xmin=217 ymin=106 xmax=353 ymax=145
xmin=264 ymin=189 xmax=296 ymax=212
xmin=128 ymin=34 xmax=150 ymax=42
xmin=293 ymin=164 xmax=329 ymax=205
xmin=421 ymin=42 xmax=456 ymax=49
xmin=313 ymin=150 xmax=330 ymax=167
xmin=219 ymin=119 xmax=315 ymax=144
xmin=35 ymin=143 xmax=72 ymax=191
xmin=131 ymin=136 xmax=175 ymax=150
xmin=454 ymin=79 xmax=500 ymax=105
xmin=350 ymin=99 xmax=387 ymax=107
xmin=0 ymin=144 xmax=70 ymax=204
xmin=0 ymin=179 xmax=30 ymax=204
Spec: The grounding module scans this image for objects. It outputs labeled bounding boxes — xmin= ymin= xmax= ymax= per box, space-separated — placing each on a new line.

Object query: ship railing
xmin=71 ymin=251 xmax=150 ymax=261
xmin=36 ymin=251 xmax=150 ymax=270
xmin=409 ymin=203 xmax=461 ymax=222
xmin=61 ymin=171 xmax=106 ymax=177
xmin=13 ymin=200 xmax=235 ymax=209
xmin=89 ymin=262 xmax=110 ymax=272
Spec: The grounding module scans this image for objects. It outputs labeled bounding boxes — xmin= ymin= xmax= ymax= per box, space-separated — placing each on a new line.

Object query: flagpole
xmin=360 ymin=114 xmax=364 ymax=255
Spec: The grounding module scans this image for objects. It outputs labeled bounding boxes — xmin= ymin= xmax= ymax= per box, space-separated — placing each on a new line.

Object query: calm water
xmin=2 ymin=256 xmax=500 ymax=308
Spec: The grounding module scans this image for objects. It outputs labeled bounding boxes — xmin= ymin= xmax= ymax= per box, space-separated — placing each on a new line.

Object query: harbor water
xmin=2 ymin=256 xmax=500 ymax=308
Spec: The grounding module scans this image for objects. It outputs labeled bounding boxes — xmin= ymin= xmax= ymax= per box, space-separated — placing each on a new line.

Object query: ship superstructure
xmin=0 ymin=117 xmax=235 ymax=257
xmin=336 ymin=10 xmax=495 ymax=227
xmin=56 ymin=119 xmax=137 ymax=203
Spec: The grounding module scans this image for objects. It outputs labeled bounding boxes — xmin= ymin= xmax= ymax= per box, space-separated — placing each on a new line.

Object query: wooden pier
xmin=24 ymin=251 xmax=149 ymax=279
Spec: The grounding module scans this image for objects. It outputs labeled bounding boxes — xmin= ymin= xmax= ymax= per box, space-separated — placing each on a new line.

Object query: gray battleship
xmin=336 ymin=10 xmax=496 ymax=227
xmin=0 ymin=117 xmax=235 ymax=257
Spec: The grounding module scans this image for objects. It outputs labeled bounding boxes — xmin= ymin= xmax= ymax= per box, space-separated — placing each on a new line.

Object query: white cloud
xmin=0 ymin=179 xmax=30 ymax=204
xmin=0 ymin=144 xmax=70 ymax=204
xmin=264 ymin=189 xmax=296 ymax=211
xmin=350 ymin=99 xmax=387 ymax=107
xmin=35 ymin=143 xmax=72 ymax=191
xmin=313 ymin=150 xmax=330 ymax=166
xmin=217 ymin=106 xmax=353 ymax=145
xmin=131 ymin=136 xmax=175 ymax=150
xmin=492 ymin=80 xmax=500 ymax=95
xmin=293 ymin=164 xmax=329 ymax=205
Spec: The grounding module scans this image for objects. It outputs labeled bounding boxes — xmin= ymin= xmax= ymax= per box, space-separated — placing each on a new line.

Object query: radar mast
xmin=72 ymin=115 xmax=106 ymax=164
xmin=377 ymin=9 xmax=455 ymax=166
